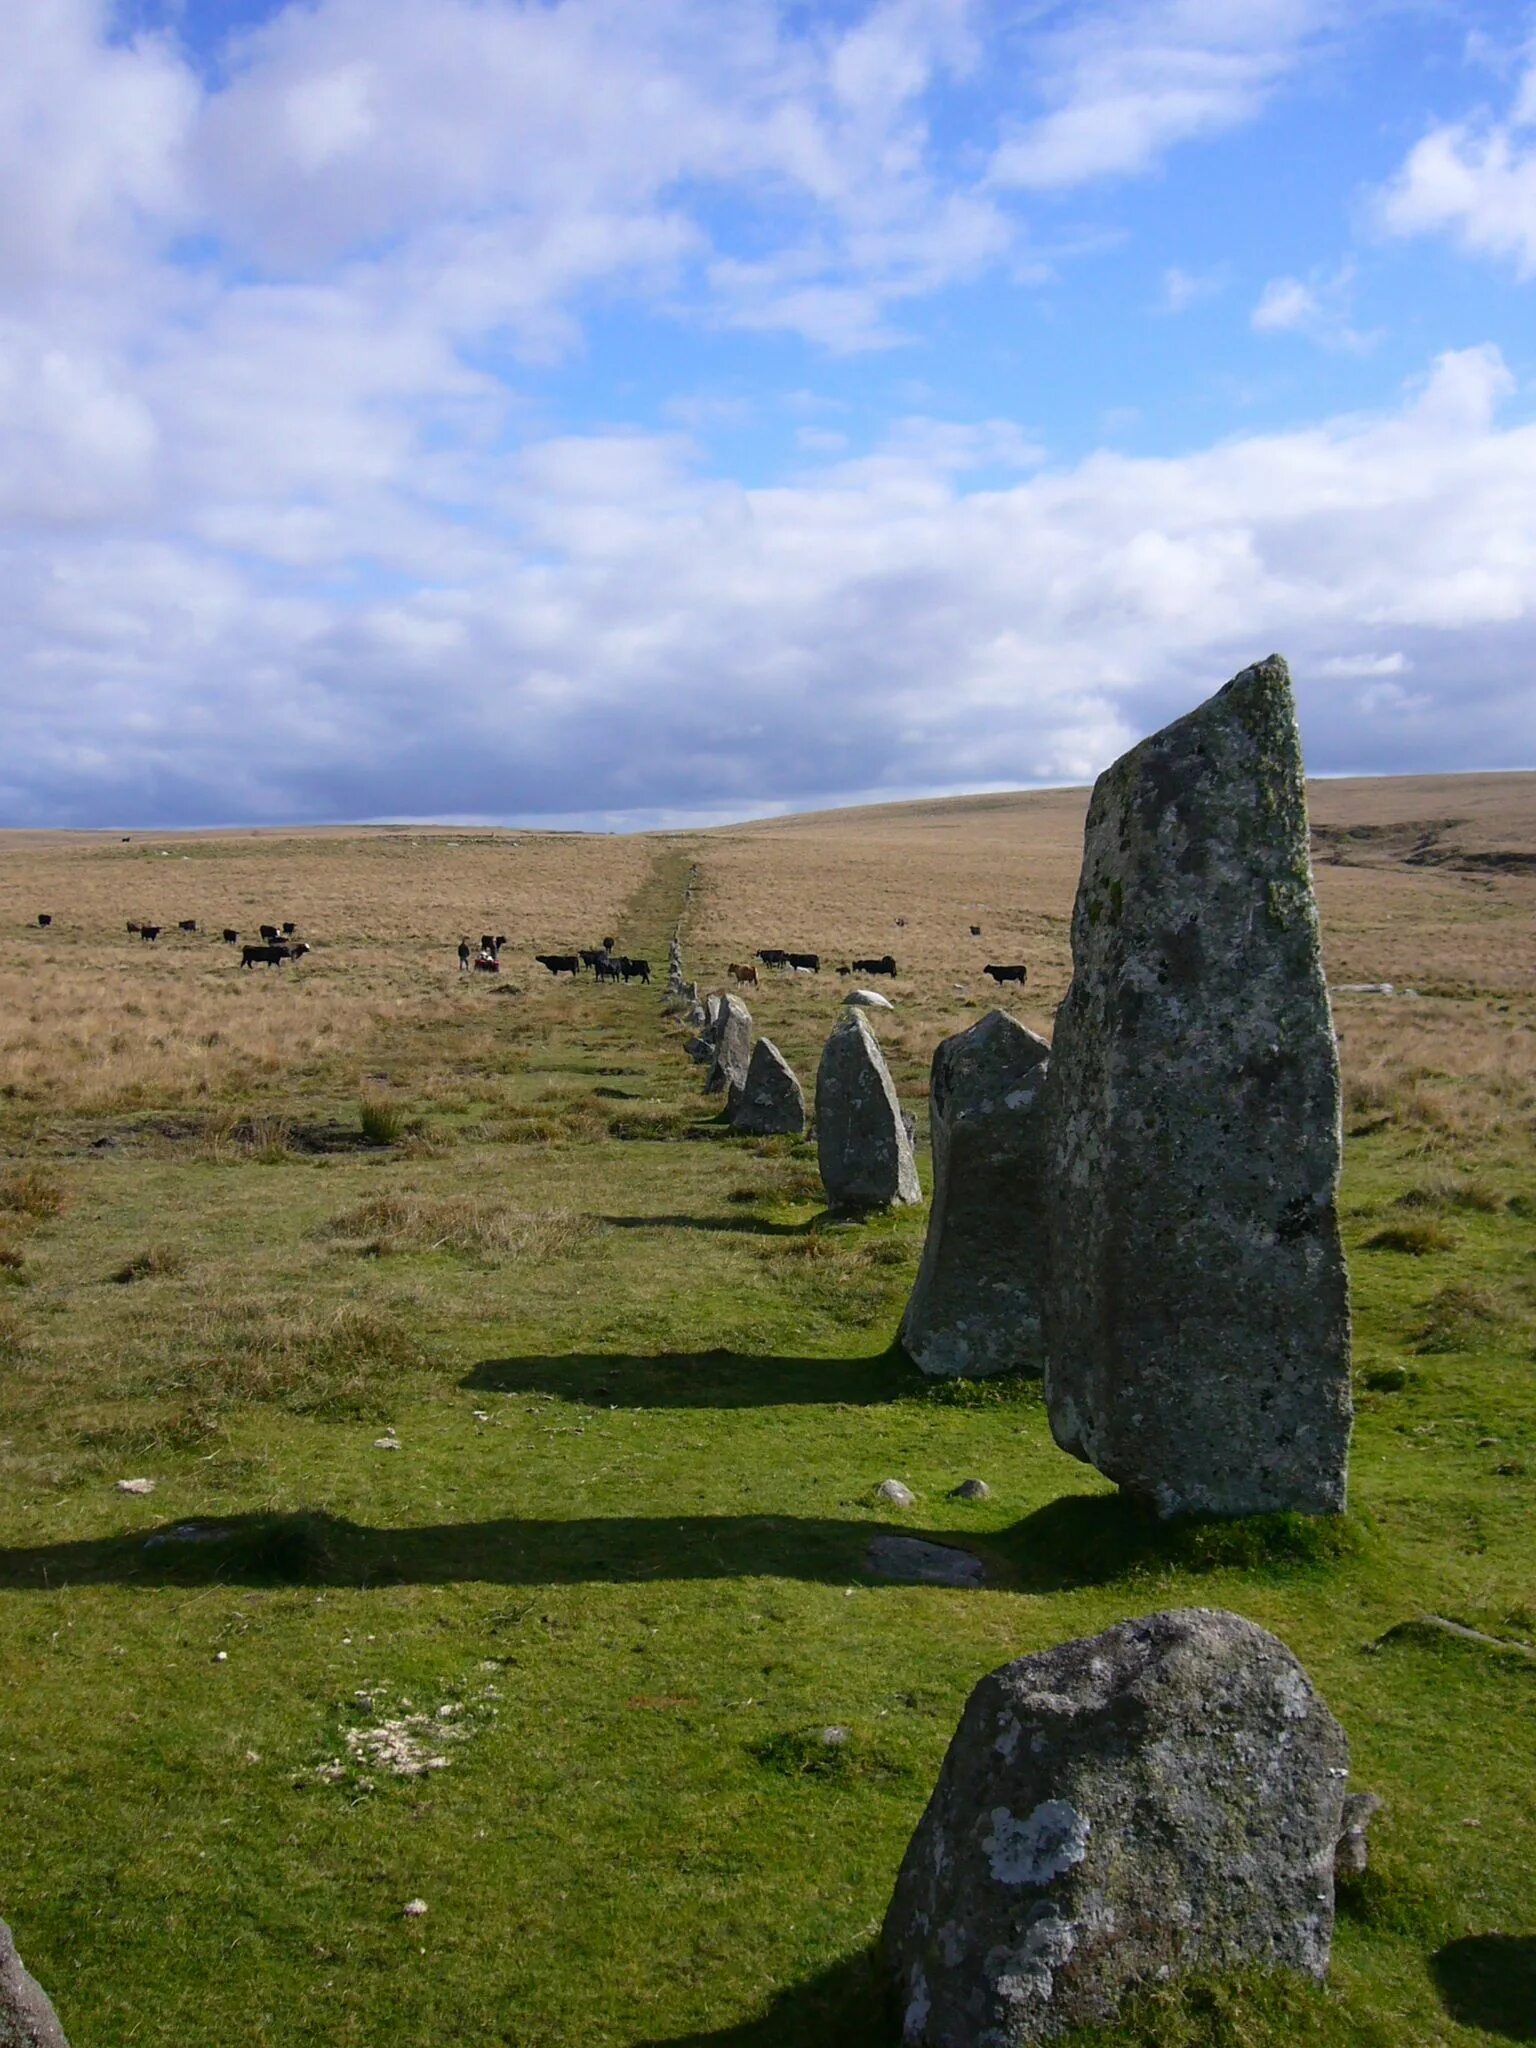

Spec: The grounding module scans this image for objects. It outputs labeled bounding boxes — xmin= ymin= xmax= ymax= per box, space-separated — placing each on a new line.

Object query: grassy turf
xmin=0 ymin=834 xmax=1532 ymax=2048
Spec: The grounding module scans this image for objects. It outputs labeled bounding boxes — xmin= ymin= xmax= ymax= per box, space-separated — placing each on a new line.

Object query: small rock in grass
xmin=116 ymin=1477 xmax=156 ymax=1495
xmin=402 ymin=1899 xmax=428 ymax=1919
xmin=1335 ymin=1791 xmax=1382 ymax=1877
xmin=950 ymin=1478 xmax=991 ymax=1501
xmin=876 ymin=1479 xmax=916 ymax=1508
xmin=821 ymin=1726 xmax=850 ymax=1747
xmin=374 ymin=1435 xmax=401 ymax=1451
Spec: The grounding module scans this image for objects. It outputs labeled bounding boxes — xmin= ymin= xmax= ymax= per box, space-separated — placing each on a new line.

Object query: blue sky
xmin=2 ymin=0 xmax=1534 ymax=827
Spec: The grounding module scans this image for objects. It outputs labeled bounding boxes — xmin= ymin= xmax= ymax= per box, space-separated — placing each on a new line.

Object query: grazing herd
xmin=26 ymin=910 xmax=1020 ymax=991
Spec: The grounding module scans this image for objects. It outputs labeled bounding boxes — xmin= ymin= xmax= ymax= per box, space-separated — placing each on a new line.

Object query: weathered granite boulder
xmin=815 ymin=1010 xmax=921 ymax=1209
xmin=705 ymin=993 xmax=752 ymax=1098
xmin=730 ymin=1036 xmax=806 ymax=1135
xmin=901 ymin=1009 xmax=1050 ymax=1379
xmin=1044 ymin=655 xmax=1351 ymax=1517
xmin=883 ymin=1608 xmax=1349 ymax=2046
xmin=0 ymin=1919 xmax=70 ymax=2047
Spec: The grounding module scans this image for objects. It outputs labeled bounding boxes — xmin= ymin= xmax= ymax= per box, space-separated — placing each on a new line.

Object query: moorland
xmin=0 ymin=773 xmax=1532 ymax=2047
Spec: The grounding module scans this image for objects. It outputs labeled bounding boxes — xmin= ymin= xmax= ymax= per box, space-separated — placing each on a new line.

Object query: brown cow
xmin=728 ymin=962 xmax=759 ymax=986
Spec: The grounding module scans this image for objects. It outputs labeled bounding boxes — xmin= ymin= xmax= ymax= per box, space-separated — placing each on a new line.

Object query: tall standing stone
xmin=730 ymin=1037 xmax=806 ymax=1135
xmin=882 ymin=1608 xmax=1350 ymax=2046
xmin=901 ymin=1009 xmax=1050 ymax=1379
xmin=1044 ymin=655 xmax=1350 ymax=1517
xmin=705 ymin=993 xmax=752 ymax=1099
xmin=816 ymin=1009 xmax=921 ymax=1209
xmin=0 ymin=1919 xmax=71 ymax=2047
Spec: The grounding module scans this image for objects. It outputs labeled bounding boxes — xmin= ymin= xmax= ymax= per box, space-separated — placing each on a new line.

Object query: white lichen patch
xmin=982 ymin=1800 xmax=1091 ymax=1886
xmin=314 ymin=1680 xmax=499 ymax=1792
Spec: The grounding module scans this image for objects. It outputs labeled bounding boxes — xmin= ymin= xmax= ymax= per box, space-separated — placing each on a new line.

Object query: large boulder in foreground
xmin=0 ymin=1919 xmax=70 ymax=2047
xmin=1044 ymin=655 xmax=1351 ymax=1517
xmin=705 ymin=994 xmax=752 ymax=1098
xmin=883 ymin=1608 xmax=1348 ymax=2046
xmin=730 ymin=1037 xmax=806 ymax=1135
xmin=816 ymin=1009 xmax=921 ymax=1209
xmin=901 ymin=1009 xmax=1050 ymax=1379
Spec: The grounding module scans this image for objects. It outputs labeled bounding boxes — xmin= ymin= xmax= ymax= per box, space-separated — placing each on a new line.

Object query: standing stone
xmin=815 ymin=1009 xmax=920 ymax=1209
xmin=883 ymin=1607 xmax=1349 ymax=2047
xmin=705 ymin=993 xmax=752 ymax=1098
xmin=901 ymin=1010 xmax=1050 ymax=1379
xmin=0 ymin=1920 xmax=70 ymax=2047
xmin=1044 ymin=655 xmax=1351 ymax=1517
xmin=730 ymin=1037 xmax=806 ymax=1135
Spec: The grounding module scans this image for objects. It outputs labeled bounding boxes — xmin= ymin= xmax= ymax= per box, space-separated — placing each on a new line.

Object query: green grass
xmin=0 ymin=847 xmax=1532 ymax=2047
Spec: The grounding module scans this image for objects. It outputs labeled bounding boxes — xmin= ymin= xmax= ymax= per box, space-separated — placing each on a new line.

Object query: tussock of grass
xmin=0 ymin=1167 xmax=67 ymax=1218
xmin=359 ymin=1094 xmax=405 ymax=1145
xmin=323 ymin=1191 xmax=595 ymax=1263
xmin=143 ymin=1301 xmax=425 ymax=1418
xmin=0 ymin=1300 xmax=29 ymax=1361
xmin=1362 ymin=1218 xmax=1459 ymax=1255
xmin=199 ymin=1110 xmax=295 ymax=1162
xmin=750 ymin=1726 xmax=909 ymax=1785
xmin=604 ymin=1102 xmax=696 ymax=1140
xmin=1397 ymin=1173 xmax=1506 ymax=1213
xmin=109 ymin=1243 xmax=188 ymax=1284
xmin=1412 ymin=1281 xmax=1506 ymax=1353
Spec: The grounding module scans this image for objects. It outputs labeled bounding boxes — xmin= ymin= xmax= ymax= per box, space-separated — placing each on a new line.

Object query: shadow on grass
xmin=462 ymin=1347 xmax=909 ymax=1407
xmin=0 ymin=1493 xmax=1359 ymax=1596
xmin=1432 ymin=1935 xmax=1536 ymax=2040
xmin=633 ymin=1950 xmax=888 ymax=2047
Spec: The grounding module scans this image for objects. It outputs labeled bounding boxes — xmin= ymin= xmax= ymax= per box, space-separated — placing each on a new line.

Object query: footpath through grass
xmin=0 ymin=840 xmax=1532 ymax=2047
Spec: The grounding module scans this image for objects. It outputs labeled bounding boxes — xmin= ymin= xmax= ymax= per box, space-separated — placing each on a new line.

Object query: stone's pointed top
xmin=817 ymin=1009 xmax=920 ymax=1209
xmin=0 ymin=1919 xmax=71 ymax=2047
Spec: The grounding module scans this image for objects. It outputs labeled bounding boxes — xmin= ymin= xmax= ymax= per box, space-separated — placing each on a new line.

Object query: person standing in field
xmin=458 ymin=937 xmax=471 ymax=971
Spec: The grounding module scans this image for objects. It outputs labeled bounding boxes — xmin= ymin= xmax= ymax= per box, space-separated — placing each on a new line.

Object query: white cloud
xmin=3 ymin=345 xmax=1533 ymax=825
xmin=1250 ymin=263 xmax=1373 ymax=350
xmin=1377 ymin=56 xmax=1536 ymax=275
xmin=1159 ymin=264 xmax=1222 ymax=312
xmin=990 ymin=0 xmax=1326 ymax=190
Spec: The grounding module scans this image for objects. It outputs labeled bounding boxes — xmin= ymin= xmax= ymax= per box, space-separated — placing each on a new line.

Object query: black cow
xmin=756 ymin=948 xmax=788 ymax=968
xmin=178 ymin=919 xmax=197 ymax=932
xmin=601 ymin=936 xmax=617 ymax=951
xmin=619 ymin=956 xmax=650 ymax=983
xmin=241 ymin=941 xmax=309 ymax=968
xmin=259 ymin=924 xmax=279 ymax=942
xmin=579 ymin=947 xmax=607 ymax=972
xmin=851 ymin=954 xmax=897 ymax=976
xmin=786 ymin=952 xmax=820 ymax=973
xmin=970 ymin=924 xmax=981 ymax=937
xmin=126 ymin=921 xmax=141 ymax=934
xmin=222 ymin=928 xmax=239 ymax=944
xmin=536 ymin=953 xmax=580 ymax=976
xmin=36 ymin=914 xmax=52 ymax=928
xmin=984 ymin=963 xmax=1027 ymax=986
xmin=281 ymin=922 xmax=297 ymax=936
xmin=480 ymin=933 xmax=498 ymax=955
xmin=594 ymin=954 xmax=622 ymax=982
xmin=139 ymin=925 xmax=161 ymax=943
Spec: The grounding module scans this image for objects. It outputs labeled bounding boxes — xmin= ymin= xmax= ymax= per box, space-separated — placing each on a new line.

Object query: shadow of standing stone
xmin=816 ymin=1009 xmax=921 ymax=1211
xmin=1044 ymin=655 xmax=1351 ymax=1517
xmin=901 ymin=1008 xmax=1050 ymax=1378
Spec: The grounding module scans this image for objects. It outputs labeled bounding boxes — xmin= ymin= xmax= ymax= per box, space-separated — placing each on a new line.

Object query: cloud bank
xmin=0 ymin=1 xmax=1532 ymax=826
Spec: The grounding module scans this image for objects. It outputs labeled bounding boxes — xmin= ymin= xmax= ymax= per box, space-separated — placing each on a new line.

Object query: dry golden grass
xmin=2 ymin=771 xmax=1532 ymax=1155
xmin=0 ymin=826 xmax=651 ymax=1113
xmin=683 ymin=771 xmax=1536 ymax=1155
